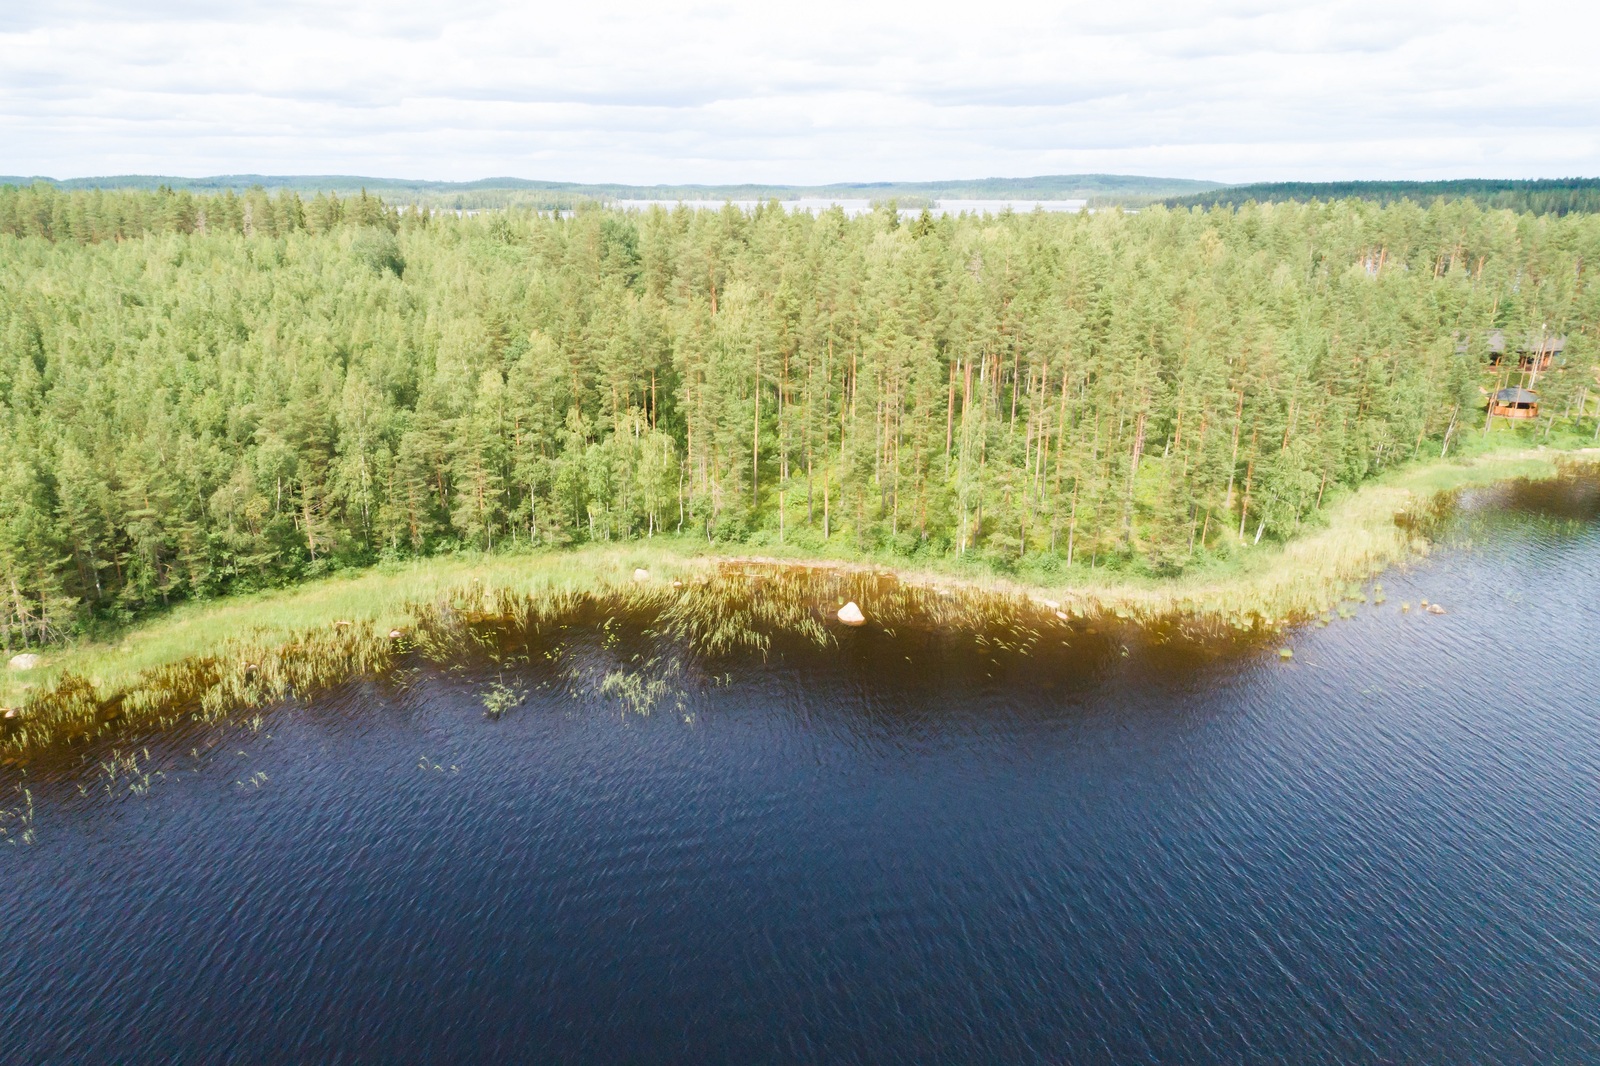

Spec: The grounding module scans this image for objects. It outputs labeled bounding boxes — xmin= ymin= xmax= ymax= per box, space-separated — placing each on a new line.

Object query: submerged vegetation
xmin=2 ymin=183 xmax=1598 ymax=655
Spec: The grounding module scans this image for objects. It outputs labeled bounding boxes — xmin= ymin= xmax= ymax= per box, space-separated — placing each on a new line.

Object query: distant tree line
xmin=0 ymin=182 xmax=399 ymax=243
xmin=1167 ymin=179 xmax=1600 ymax=217
xmin=0 ymin=183 xmax=1595 ymax=646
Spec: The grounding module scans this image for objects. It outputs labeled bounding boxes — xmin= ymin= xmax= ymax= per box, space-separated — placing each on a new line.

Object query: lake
xmin=609 ymin=198 xmax=1089 ymax=217
xmin=3 ymin=474 xmax=1599 ymax=1063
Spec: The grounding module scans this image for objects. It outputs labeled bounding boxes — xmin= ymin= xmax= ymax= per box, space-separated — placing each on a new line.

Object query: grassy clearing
xmin=2 ymin=445 xmax=1595 ymax=759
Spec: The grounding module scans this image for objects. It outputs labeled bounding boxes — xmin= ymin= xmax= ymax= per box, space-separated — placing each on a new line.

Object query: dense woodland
xmin=1169 ymin=178 xmax=1600 ymax=217
xmin=0 ymin=183 xmax=1596 ymax=646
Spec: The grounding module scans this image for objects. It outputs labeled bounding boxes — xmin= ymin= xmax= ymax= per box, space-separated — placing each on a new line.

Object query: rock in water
xmin=837 ymin=601 xmax=866 ymax=626
xmin=7 ymin=653 xmax=40 ymax=671
xmin=1426 ymin=603 xmax=1447 ymax=615
xmin=633 ymin=568 xmax=650 ymax=582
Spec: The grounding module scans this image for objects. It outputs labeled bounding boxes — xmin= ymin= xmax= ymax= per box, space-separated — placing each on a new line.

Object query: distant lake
xmin=610 ymin=197 xmax=1090 ymax=217
xmin=4 ymin=474 xmax=1600 ymax=1063
xmin=413 ymin=199 xmax=1093 ymax=220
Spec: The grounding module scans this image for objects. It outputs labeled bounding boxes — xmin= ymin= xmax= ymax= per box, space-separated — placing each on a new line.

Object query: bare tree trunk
xmin=1238 ymin=429 xmax=1258 ymax=541
xmin=1223 ymin=389 xmax=1244 ymax=513
xmin=945 ymin=359 xmax=957 ymax=475
xmin=1122 ymin=410 xmax=1147 ymax=545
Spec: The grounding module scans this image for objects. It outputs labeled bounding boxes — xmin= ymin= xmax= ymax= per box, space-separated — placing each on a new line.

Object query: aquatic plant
xmin=599 ymin=667 xmax=675 ymax=716
xmin=90 ymin=746 xmax=168 ymax=799
xmin=0 ymin=785 xmax=34 ymax=846
xmin=480 ymin=680 xmax=524 ymax=720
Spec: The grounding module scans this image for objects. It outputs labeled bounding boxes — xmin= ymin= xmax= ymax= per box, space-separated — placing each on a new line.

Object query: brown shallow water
xmin=2 ymin=474 xmax=1599 ymax=1064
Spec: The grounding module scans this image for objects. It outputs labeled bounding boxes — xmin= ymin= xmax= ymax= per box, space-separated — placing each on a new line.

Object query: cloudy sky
xmin=2 ymin=0 xmax=1596 ymax=185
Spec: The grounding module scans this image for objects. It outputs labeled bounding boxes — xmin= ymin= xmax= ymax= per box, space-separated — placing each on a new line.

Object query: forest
xmin=0 ymin=182 xmax=1596 ymax=647
xmin=1169 ymin=178 xmax=1600 ymax=217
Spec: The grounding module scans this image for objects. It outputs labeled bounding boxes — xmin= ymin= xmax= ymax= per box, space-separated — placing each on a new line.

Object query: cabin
xmin=1457 ymin=330 xmax=1567 ymax=371
xmin=1488 ymin=386 xmax=1539 ymax=419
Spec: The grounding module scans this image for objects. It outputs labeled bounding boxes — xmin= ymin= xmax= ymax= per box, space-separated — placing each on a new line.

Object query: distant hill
xmin=1166 ymin=178 xmax=1600 ymax=216
xmin=0 ymin=173 xmax=1224 ymax=209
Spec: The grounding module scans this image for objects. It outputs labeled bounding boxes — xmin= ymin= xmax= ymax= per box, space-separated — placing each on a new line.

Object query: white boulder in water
xmin=7 ymin=653 xmax=40 ymax=671
xmin=837 ymin=601 xmax=866 ymax=626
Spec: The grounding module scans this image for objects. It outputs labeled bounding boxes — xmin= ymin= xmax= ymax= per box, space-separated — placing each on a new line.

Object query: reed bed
xmin=2 ymin=448 xmax=1594 ymax=761
xmin=0 ymin=564 xmax=1096 ymax=758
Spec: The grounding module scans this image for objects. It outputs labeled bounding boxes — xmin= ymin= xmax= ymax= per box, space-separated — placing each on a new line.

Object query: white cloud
xmin=0 ymin=0 xmax=1595 ymax=182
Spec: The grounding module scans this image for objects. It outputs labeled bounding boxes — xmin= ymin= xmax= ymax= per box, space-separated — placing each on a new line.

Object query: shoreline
xmin=4 ymin=446 xmax=1597 ymax=759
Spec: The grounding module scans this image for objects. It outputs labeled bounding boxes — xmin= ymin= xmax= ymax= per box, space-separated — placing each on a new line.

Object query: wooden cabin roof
xmin=1493 ymin=387 xmax=1539 ymax=404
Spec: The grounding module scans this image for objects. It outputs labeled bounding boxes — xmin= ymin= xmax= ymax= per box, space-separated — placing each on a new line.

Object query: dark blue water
xmin=4 ymin=476 xmax=1600 ymax=1064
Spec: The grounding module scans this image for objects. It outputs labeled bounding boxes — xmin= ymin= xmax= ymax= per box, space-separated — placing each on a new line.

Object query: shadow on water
xmin=4 ymin=557 xmax=1278 ymax=779
xmin=1403 ymin=465 xmax=1600 ymax=541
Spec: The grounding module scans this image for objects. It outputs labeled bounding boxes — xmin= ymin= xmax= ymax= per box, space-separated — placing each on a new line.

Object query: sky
xmin=1 ymin=0 xmax=1597 ymax=185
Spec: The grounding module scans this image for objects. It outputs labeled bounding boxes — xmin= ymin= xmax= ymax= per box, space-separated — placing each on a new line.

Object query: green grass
xmin=3 ymin=443 xmax=1595 ymax=759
